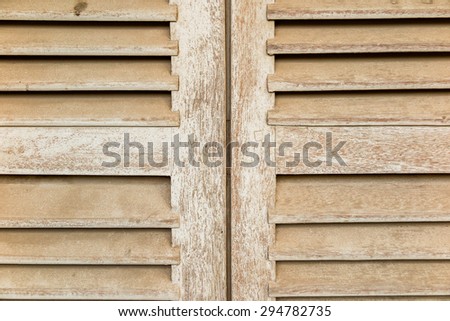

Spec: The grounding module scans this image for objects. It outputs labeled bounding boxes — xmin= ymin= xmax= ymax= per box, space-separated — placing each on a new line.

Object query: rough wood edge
xmin=231 ymin=0 xmax=276 ymax=301
xmin=170 ymin=0 xmax=227 ymax=300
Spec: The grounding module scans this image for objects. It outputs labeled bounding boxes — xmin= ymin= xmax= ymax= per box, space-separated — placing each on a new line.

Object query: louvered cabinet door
xmin=0 ymin=0 xmax=226 ymax=300
xmin=231 ymin=0 xmax=450 ymax=300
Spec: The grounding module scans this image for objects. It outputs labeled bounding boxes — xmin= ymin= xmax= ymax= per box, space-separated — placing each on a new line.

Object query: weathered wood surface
xmin=269 ymin=57 xmax=450 ymax=92
xmin=231 ymin=0 xmax=276 ymax=301
xmin=269 ymin=92 xmax=450 ymax=126
xmin=0 ymin=25 xmax=177 ymax=56
xmin=271 ymin=223 xmax=450 ymax=261
xmin=0 ymin=266 xmax=179 ymax=300
xmin=0 ymin=229 xmax=179 ymax=265
xmin=0 ymin=0 xmax=177 ymax=21
xmin=0 ymin=59 xmax=178 ymax=91
xmin=276 ymin=126 xmax=450 ymax=174
xmin=0 ymin=127 xmax=173 ymax=176
xmin=0 ymin=176 xmax=177 ymax=228
xmin=268 ymin=0 xmax=450 ymax=20
xmin=0 ymin=93 xmax=179 ymax=127
xmin=271 ymin=262 xmax=450 ymax=297
xmin=272 ymin=175 xmax=450 ymax=224
xmin=268 ymin=22 xmax=450 ymax=54
xmin=170 ymin=0 xmax=227 ymax=300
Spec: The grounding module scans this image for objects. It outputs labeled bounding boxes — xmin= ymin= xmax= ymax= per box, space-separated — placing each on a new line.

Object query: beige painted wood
xmin=170 ymin=0 xmax=227 ymax=300
xmin=0 ymin=127 xmax=173 ymax=176
xmin=0 ymin=93 xmax=179 ymax=127
xmin=0 ymin=229 xmax=179 ymax=265
xmin=268 ymin=23 xmax=450 ymax=54
xmin=231 ymin=0 xmax=276 ymax=301
xmin=269 ymin=92 xmax=450 ymax=126
xmin=0 ymin=25 xmax=177 ymax=56
xmin=0 ymin=176 xmax=177 ymax=228
xmin=0 ymin=0 xmax=177 ymax=21
xmin=271 ymin=261 xmax=450 ymax=297
xmin=268 ymin=0 xmax=450 ymax=19
xmin=271 ymin=223 xmax=450 ymax=261
xmin=272 ymin=176 xmax=450 ymax=224
xmin=0 ymin=59 xmax=178 ymax=91
xmin=0 ymin=266 xmax=178 ymax=300
xmin=276 ymin=126 xmax=450 ymax=174
xmin=269 ymin=57 xmax=450 ymax=92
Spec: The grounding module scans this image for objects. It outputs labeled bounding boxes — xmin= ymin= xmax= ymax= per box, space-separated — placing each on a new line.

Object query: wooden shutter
xmin=0 ymin=0 xmax=226 ymax=300
xmin=232 ymin=0 xmax=450 ymax=300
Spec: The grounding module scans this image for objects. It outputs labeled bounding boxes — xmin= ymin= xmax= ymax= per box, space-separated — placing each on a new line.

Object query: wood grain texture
xmin=268 ymin=0 xmax=450 ymax=20
xmin=0 ymin=127 xmax=173 ymax=176
xmin=271 ymin=261 xmax=450 ymax=297
xmin=0 ymin=93 xmax=179 ymax=127
xmin=272 ymin=175 xmax=450 ymax=224
xmin=0 ymin=0 xmax=177 ymax=21
xmin=268 ymin=23 xmax=450 ymax=54
xmin=276 ymin=126 xmax=450 ymax=174
xmin=0 ymin=25 xmax=178 ymax=56
xmin=269 ymin=92 xmax=450 ymax=126
xmin=0 ymin=59 xmax=178 ymax=91
xmin=0 ymin=266 xmax=178 ymax=300
xmin=269 ymin=56 xmax=450 ymax=92
xmin=0 ymin=176 xmax=177 ymax=228
xmin=271 ymin=223 xmax=450 ymax=261
xmin=231 ymin=0 xmax=276 ymax=301
xmin=170 ymin=0 xmax=227 ymax=300
xmin=0 ymin=229 xmax=179 ymax=265
xmin=279 ymin=296 xmax=450 ymax=301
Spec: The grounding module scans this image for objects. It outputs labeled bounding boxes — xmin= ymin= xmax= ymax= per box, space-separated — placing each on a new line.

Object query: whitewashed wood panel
xmin=269 ymin=92 xmax=450 ymax=127
xmin=272 ymin=175 xmax=450 ymax=224
xmin=0 ymin=25 xmax=177 ymax=56
xmin=0 ymin=0 xmax=177 ymax=21
xmin=0 ymin=176 xmax=177 ymax=228
xmin=276 ymin=126 xmax=450 ymax=174
xmin=271 ymin=223 xmax=450 ymax=261
xmin=0 ymin=93 xmax=179 ymax=127
xmin=269 ymin=57 xmax=450 ymax=92
xmin=271 ymin=262 xmax=450 ymax=297
xmin=0 ymin=127 xmax=173 ymax=176
xmin=268 ymin=23 xmax=450 ymax=54
xmin=0 ymin=266 xmax=179 ymax=300
xmin=0 ymin=59 xmax=178 ymax=91
xmin=0 ymin=229 xmax=179 ymax=265
xmin=268 ymin=0 xmax=450 ymax=20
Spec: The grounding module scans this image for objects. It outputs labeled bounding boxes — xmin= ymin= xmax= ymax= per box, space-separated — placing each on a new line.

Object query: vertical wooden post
xmin=170 ymin=0 xmax=227 ymax=300
xmin=231 ymin=0 xmax=276 ymax=300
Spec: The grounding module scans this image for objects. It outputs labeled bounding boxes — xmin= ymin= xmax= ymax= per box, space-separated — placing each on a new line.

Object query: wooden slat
xmin=276 ymin=126 xmax=450 ymax=174
xmin=269 ymin=57 xmax=450 ymax=92
xmin=0 ymin=59 xmax=177 ymax=91
xmin=268 ymin=92 xmax=450 ymax=126
xmin=271 ymin=176 xmax=450 ymax=224
xmin=0 ymin=229 xmax=179 ymax=265
xmin=0 ymin=176 xmax=177 ymax=228
xmin=271 ymin=261 xmax=450 ymax=297
xmin=0 ymin=0 xmax=177 ymax=22
xmin=268 ymin=23 xmax=450 ymax=54
xmin=271 ymin=223 xmax=450 ymax=261
xmin=0 ymin=127 xmax=173 ymax=176
xmin=0 ymin=93 xmax=179 ymax=127
xmin=268 ymin=0 xmax=450 ymax=20
xmin=0 ymin=266 xmax=178 ymax=300
xmin=0 ymin=25 xmax=177 ymax=56
xmin=279 ymin=297 xmax=450 ymax=301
